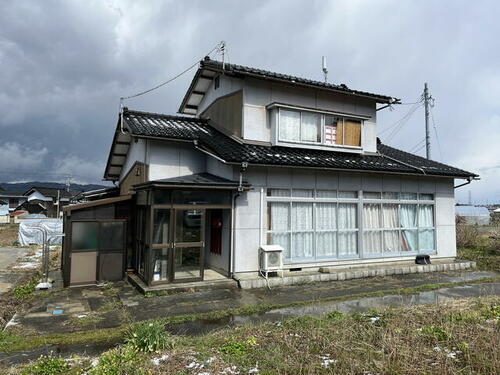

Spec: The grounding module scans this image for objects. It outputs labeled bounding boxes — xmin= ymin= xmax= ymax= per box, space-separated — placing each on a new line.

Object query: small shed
xmin=455 ymin=205 xmax=491 ymax=225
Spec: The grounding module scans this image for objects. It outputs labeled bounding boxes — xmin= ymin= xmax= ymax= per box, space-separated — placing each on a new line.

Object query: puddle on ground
xmin=167 ymin=282 xmax=500 ymax=336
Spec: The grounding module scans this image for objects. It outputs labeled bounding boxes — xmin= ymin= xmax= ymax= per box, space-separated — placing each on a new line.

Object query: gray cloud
xmin=0 ymin=0 xmax=498 ymax=203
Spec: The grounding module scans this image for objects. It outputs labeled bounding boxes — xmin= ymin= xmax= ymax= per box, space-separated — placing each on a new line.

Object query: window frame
xmin=277 ymin=107 xmax=363 ymax=149
xmin=266 ymin=188 xmax=436 ymax=264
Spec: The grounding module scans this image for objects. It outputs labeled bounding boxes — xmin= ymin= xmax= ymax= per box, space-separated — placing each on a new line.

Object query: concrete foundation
xmin=235 ymin=259 xmax=476 ymax=289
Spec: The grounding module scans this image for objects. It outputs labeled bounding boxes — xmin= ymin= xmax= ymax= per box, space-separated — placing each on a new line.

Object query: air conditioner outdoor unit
xmin=259 ymin=244 xmax=284 ymax=280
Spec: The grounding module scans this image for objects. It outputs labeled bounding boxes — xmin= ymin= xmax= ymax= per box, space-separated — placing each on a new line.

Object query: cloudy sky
xmin=1 ymin=0 xmax=499 ymax=203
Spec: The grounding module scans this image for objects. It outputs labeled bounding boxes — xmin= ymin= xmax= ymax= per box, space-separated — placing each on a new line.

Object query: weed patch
xmin=20 ymin=354 xmax=69 ymax=375
xmin=126 ymin=321 xmax=175 ymax=352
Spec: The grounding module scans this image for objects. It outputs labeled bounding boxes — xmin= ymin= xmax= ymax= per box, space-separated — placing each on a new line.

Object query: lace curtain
xmin=291 ymin=203 xmax=314 ymax=258
xmin=301 ymin=112 xmax=320 ymax=142
xmin=279 ymin=110 xmax=300 ymax=141
xmin=418 ymin=205 xmax=434 ymax=250
xmin=400 ymin=204 xmax=418 ymax=251
xmin=316 ymin=203 xmax=337 ymax=257
xmin=338 ymin=203 xmax=358 ymax=256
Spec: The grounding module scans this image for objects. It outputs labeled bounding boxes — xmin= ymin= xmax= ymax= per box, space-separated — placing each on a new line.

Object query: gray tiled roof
xmin=200 ymin=58 xmax=397 ymax=103
xmin=123 ymin=109 xmax=476 ymax=178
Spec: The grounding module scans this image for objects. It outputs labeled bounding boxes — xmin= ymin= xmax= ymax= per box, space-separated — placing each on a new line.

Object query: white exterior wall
xmin=120 ymin=139 xmax=146 ymax=181
xmin=232 ymin=166 xmax=457 ymax=274
xmin=242 ymin=78 xmax=378 ymax=152
xmin=147 ymin=140 xmax=206 ymax=181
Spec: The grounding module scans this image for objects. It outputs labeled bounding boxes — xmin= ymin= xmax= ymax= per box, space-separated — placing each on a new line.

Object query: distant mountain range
xmin=0 ymin=181 xmax=109 ymax=194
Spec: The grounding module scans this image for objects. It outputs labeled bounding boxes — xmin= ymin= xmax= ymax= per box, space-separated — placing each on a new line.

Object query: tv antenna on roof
xmin=322 ymin=56 xmax=328 ymax=83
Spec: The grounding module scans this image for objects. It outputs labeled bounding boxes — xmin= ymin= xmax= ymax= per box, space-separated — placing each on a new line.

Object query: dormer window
xmin=277 ymin=107 xmax=362 ymax=148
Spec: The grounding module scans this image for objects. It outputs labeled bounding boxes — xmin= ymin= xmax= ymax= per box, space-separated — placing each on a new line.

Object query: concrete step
xmin=236 ymin=260 xmax=477 ymax=289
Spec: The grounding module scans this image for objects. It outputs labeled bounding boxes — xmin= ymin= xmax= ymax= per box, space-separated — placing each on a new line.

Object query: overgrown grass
xmin=2 ymin=275 xmax=499 ymax=355
xmin=458 ymin=246 xmax=500 ymax=271
xmin=11 ymin=296 xmax=499 ymax=375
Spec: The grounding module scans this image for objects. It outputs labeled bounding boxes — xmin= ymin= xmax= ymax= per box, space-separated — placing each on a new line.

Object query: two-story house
xmin=61 ymin=57 xmax=476 ymax=288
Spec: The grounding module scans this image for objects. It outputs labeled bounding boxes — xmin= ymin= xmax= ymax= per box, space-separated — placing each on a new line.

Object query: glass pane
xmin=400 ymin=205 xmax=417 ymax=228
xmin=338 ymin=191 xmax=358 ymax=199
xmin=364 ymin=192 xmax=381 ymax=199
xmin=316 ymin=232 xmax=337 ymax=257
xmin=292 ymin=203 xmax=313 ymax=230
xmin=172 ymin=190 xmax=230 ymax=205
xmin=136 ymin=190 xmax=149 ymax=205
xmin=72 ymin=222 xmax=98 ymax=250
xmin=100 ymin=222 xmax=124 ymax=250
xmin=292 ymin=189 xmax=313 ymax=197
xmin=418 ymin=205 xmax=434 ymax=227
xmin=316 ymin=190 xmax=337 ymax=198
xmin=137 ymin=243 xmax=146 ymax=277
xmin=279 ymin=109 xmax=301 ymax=141
xmin=382 ymin=192 xmax=399 ymax=199
xmin=382 ymin=204 xmax=399 ymax=228
xmin=152 ymin=248 xmax=169 ymax=281
xmin=338 ymin=232 xmax=358 ymax=256
xmin=301 ymin=112 xmax=321 ymax=143
xmin=292 ymin=232 xmax=314 ymax=259
xmin=154 ymin=190 xmax=171 ymax=204
xmin=364 ymin=231 xmax=382 ymax=254
xmin=268 ymin=202 xmax=289 ymax=231
xmin=419 ymin=229 xmax=435 ymax=251
xmin=401 ymin=230 xmax=418 ymax=251
xmin=153 ymin=209 xmax=170 ymax=245
xmin=324 ymin=115 xmax=338 ymax=145
xmin=363 ymin=204 xmax=381 ymax=229
xmin=268 ymin=232 xmax=290 ymax=259
xmin=383 ymin=230 xmax=400 ymax=252
xmin=401 ymin=192 xmax=418 ymax=200
xmin=338 ymin=203 xmax=357 ymax=229
xmin=316 ymin=203 xmax=336 ymax=230
xmin=176 ymin=210 xmax=202 ymax=242
xmin=419 ymin=193 xmax=434 ymax=201
xmin=267 ymin=189 xmax=291 ymax=197
xmin=174 ymin=247 xmax=201 ymax=279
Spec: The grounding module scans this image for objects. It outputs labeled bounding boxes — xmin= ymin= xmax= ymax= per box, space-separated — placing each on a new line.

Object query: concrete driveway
xmin=0 ymin=247 xmax=31 ymax=294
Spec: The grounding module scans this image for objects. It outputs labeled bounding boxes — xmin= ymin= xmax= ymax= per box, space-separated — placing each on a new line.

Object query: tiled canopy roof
xmin=113 ymin=109 xmax=476 ymax=180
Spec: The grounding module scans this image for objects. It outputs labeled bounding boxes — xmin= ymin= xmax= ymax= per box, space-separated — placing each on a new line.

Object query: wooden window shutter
xmin=335 ymin=120 xmax=344 ymax=145
xmin=343 ymin=120 xmax=361 ymax=146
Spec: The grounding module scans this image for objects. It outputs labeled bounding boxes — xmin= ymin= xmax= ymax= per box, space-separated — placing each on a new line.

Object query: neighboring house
xmin=0 ymin=190 xmax=27 ymax=214
xmin=61 ymin=57 xmax=477 ymax=287
xmin=455 ymin=205 xmax=490 ymax=225
xmin=22 ymin=187 xmax=77 ymax=218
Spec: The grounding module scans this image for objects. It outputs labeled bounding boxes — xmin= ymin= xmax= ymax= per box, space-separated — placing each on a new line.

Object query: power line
xmin=409 ymin=138 xmax=426 ymax=153
xmin=383 ymin=102 xmax=424 ymax=142
xmin=120 ymin=41 xmax=225 ymax=102
xmin=379 ymin=96 xmax=423 ymax=137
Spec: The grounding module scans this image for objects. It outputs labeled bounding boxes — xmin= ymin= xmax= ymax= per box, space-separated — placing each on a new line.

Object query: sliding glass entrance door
xmin=173 ymin=209 xmax=204 ymax=281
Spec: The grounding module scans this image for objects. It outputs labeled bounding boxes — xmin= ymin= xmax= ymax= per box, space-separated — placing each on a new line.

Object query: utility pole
xmin=424 ymin=82 xmax=431 ymax=159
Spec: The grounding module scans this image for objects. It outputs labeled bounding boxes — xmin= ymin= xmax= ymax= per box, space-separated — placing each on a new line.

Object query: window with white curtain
xmin=267 ymin=188 xmax=435 ymax=263
xmin=315 ymin=203 xmax=337 ymax=257
xmin=363 ymin=204 xmax=382 ymax=255
xmin=267 ymin=190 xmax=358 ymax=262
xmin=277 ymin=108 xmax=363 ymax=147
xmin=363 ymin=192 xmax=435 ymax=254
xmin=338 ymin=203 xmax=358 ymax=256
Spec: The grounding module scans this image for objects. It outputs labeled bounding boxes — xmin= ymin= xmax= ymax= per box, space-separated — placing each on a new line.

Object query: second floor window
xmin=278 ymin=108 xmax=362 ymax=147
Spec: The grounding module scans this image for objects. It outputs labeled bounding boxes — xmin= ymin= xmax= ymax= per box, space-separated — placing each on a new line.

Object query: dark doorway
xmin=210 ymin=209 xmax=223 ymax=255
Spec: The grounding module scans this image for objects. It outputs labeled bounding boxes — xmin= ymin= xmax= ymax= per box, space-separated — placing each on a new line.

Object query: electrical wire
xmin=409 ymin=138 xmax=426 ymax=153
xmin=383 ymin=101 xmax=424 ymax=143
xmin=379 ymin=96 xmax=423 ymax=137
xmin=120 ymin=41 xmax=224 ymax=102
